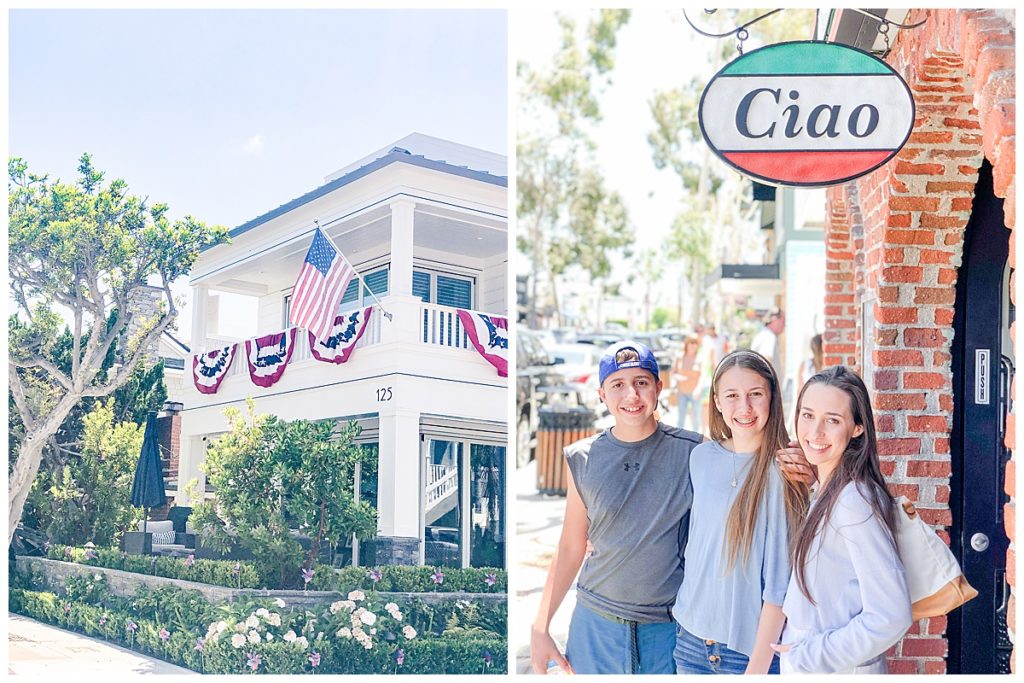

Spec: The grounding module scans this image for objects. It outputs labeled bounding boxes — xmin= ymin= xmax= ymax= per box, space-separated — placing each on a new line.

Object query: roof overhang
xmin=704 ymin=263 xmax=783 ymax=297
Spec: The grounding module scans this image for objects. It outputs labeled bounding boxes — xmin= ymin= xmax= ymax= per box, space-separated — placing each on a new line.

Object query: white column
xmin=389 ymin=199 xmax=416 ymax=297
xmin=376 ymin=407 xmax=421 ymax=538
xmin=191 ymin=285 xmax=209 ymax=350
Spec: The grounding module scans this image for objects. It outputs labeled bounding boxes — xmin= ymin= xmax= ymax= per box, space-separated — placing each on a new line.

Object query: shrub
xmin=46 ymin=544 xmax=261 ymax=588
xmin=313 ymin=564 xmax=507 ymax=593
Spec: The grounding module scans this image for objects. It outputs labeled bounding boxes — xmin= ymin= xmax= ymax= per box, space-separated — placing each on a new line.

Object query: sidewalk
xmin=514 ymin=457 xmax=574 ymax=674
xmin=7 ymin=614 xmax=195 ymax=676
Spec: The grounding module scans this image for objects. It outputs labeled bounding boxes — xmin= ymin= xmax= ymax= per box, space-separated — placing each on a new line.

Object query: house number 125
xmin=376 ymin=386 xmax=393 ymax=402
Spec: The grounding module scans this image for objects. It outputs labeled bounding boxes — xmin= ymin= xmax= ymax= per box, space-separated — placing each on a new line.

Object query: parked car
xmin=517 ymin=329 xmax=559 ymax=467
xmin=547 ymin=343 xmax=605 ymax=411
xmin=633 ymin=332 xmax=674 ymax=375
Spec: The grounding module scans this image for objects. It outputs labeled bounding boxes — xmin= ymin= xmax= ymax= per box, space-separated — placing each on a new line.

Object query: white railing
xmin=425 ymin=464 xmax=458 ymax=511
xmin=420 ymin=303 xmax=470 ymax=350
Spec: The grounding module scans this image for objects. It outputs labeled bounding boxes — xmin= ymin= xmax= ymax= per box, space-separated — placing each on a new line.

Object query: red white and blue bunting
xmin=457 ymin=309 xmax=508 ymax=377
xmin=310 ymin=307 xmax=372 ymax=364
xmin=192 ymin=344 xmax=237 ymax=394
xmin=245 ymin=328 xmax=297 ymax=388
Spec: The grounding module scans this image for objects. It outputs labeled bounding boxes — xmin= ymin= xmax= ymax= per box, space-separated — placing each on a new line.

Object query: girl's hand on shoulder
xmin=776 ymin=441 xmax=816 ymax=485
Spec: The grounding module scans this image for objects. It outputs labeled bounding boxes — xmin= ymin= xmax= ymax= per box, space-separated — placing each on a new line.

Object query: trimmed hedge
xmin=10 ymin=587 xmax=506 ymax=674
xmin=310 ymin=564 xmax=507 ymax=593
xmin=47 ymin=545 xmax=261 ymax=588
xmin=47 ymin=546 xmax=506 ymax=594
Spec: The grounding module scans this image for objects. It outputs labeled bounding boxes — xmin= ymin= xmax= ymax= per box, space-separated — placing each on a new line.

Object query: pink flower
xmin=159 ymin=628 xmax=170 ymax=641
xmin=232 ymin=562 xmax=241 ymax=576
xmin=184 ymin=554 xmax=195 ymax=567
xmin=484 ymin=572 xmax=497 ymax=587
xmin=99 ymin=615 xmax=107 ymax=627
xmin=302 ymin=567 xmax=315 ymax=585
xmin=126 ymin=620 xmax=138 ymax=633
xmin=309 ymin=651 xmax=321 ymax=668
xmin=367 ymin=568 xmax=382 ymax=583
xmin=396 ymin=649 xmax=405 ymax=666
xmin=195 ymin=636 xmax=205 ymax=652
xmin=63 ymin=603 xmax=71 ymax=613
xmin=85 ymin=549 xmax=97 ymax=561
xmin=431 ymin=569 xmax=444 ymax=585
xmin=246 ymin=651 xmax=262 ymax=672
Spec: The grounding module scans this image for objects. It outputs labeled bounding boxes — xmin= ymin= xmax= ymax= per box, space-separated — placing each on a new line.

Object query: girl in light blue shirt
xmin=673 ymin=350 xmax=809 ymax=674
xmin=771 ymin=366 xmax=911 ymax=673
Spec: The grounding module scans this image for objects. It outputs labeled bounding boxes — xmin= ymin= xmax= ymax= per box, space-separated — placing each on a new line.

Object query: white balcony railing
xmin=425 ymin=464 xmax=458 ymax=511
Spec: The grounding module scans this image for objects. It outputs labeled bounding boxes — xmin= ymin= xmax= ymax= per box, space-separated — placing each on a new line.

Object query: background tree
xmin=8 ymin=154 xmax=227 ymax=544
xmin=517 ymin=10 xmax=634 ymax=327
xmin=647 ymin=9 xmax=814 ymax=325
xmin=190 ymin=402 xmax=377 ymax=588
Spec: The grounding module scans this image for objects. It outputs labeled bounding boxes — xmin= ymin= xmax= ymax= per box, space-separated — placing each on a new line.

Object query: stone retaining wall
xmin=15 ymin=557 xmax=506 ymax=608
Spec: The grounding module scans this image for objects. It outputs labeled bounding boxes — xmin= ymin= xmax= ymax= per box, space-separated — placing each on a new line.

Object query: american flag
xmin=289 ymin=228 xmax=356 ymax=340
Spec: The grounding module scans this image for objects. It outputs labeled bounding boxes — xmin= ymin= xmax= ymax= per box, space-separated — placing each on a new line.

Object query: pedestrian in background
xmin=796 ymin=334 xmax=824 ymax=394
xmin=672 ymin=334 xmax=703 ymax=433
xmin=751 ymin=308 xmax=785 ymax=373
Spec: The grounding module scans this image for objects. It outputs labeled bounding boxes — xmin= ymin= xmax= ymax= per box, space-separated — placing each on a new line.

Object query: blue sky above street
xmin=8 ymin=8 xmax=508 ymax=340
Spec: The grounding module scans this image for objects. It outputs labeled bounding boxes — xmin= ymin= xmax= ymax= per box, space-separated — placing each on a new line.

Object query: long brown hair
xmin=791 ymin=365 xmax=898 ymax=604
xmin=709 ymin=350 xmax=809 ymax=569
xmin=810 ymin=334 xmax=823 ymax=373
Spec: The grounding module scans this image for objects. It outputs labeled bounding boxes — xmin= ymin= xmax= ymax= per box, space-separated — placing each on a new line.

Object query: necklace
xmin=731 ymin=450 xmax=738 ymax=487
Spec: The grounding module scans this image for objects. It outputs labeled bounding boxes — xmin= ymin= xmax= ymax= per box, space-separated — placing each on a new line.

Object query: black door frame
xmin=948 ymin=160 xmax=1012 ymax=674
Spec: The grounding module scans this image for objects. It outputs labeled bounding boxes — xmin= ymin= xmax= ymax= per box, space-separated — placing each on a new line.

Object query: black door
xmin=948 ymin=160 xmax=1014 ymax=674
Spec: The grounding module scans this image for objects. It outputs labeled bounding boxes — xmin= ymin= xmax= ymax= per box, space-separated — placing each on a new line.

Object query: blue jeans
xmin=673 ymin=625 xmax=779 ymax=675
xmin=676 ymin=393 xmax=702 ymax=432
xmin=565 ymin=604 xmax=676 ymax=674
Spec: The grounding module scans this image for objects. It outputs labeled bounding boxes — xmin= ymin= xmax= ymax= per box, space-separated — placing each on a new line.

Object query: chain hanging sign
xmin=699 ymin=41 xmax=914 ymax=187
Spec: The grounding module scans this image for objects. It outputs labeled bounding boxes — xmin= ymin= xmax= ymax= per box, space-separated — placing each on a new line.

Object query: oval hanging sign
xmin=699 ymin=41 xmax=915 ymax=187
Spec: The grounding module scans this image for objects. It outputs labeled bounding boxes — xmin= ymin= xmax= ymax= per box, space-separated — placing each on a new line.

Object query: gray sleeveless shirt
xmin=565 ymin=422 xmax=701 ymax=623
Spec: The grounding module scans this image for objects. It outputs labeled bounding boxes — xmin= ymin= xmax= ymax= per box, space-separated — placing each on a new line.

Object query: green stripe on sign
xmin=721 ymin=42 xmax=892 ymax=76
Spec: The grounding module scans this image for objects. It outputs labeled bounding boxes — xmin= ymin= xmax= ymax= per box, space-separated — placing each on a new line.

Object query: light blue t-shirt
xmin=672 ymin=440 xmax=791 ymax=656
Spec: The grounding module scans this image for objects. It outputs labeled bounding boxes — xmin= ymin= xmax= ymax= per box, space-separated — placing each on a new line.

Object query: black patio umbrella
xmin=130 ymin=411 xmax=167 ymax=533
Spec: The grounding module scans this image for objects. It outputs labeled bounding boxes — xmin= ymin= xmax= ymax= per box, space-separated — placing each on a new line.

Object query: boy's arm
xmin=744 ymin=602 xmax=786 ymax=674
xmin=531 ymin=467 xmax=589 ymax=674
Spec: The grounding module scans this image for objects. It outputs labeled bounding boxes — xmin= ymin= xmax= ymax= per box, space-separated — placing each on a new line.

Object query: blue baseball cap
xmin=599 ymin=340 xmax=660 ymax=386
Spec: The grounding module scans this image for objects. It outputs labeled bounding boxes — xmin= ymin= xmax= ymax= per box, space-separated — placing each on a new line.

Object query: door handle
xmin=970 ymin=532 xmax=990 ymax=552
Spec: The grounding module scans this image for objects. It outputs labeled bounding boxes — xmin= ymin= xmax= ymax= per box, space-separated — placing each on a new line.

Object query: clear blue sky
xmin=9 ymin=9 xmax=508 ymax=230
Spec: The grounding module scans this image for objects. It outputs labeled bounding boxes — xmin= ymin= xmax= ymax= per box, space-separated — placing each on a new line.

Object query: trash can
xmin=536 ymin=406 xmax=596 ymax=495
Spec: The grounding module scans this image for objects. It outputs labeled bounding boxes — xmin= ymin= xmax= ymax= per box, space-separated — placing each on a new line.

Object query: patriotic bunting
xmin=456 ymin=309 xmax=508 ymax=377
xmin=245 ymin=328 xmax=297 ymax=388
xmin=192 ymin=344 xmax=237 ymax=394
xmin=310 ymin=307 xmax=372 ymax=364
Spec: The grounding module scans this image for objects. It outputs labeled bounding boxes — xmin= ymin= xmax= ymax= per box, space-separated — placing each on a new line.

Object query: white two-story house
xmin=175 ymin=134 xmax=508 ymax=569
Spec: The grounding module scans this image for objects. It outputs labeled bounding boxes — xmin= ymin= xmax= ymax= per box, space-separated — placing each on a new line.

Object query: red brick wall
xmin=821 ymin=9 xmax=1015 ymax=674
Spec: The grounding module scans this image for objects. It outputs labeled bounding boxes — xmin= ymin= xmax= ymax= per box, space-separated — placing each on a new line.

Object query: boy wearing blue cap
xmin=530 ymin=340 xmax=703 ymax=674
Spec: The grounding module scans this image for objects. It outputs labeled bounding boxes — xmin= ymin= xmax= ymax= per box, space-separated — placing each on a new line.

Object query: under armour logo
xmin=623 ymin=462 xmax=640 ymax=472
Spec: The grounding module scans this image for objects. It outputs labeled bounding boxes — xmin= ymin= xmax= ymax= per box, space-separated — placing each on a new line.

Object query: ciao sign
xmin=699 ymin=41 xmax=915 ymax=187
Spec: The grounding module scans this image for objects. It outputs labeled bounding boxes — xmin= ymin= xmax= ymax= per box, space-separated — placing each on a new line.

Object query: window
xmin=423 ymin=439 xmax=463 ymax=567
xmin=413 ymin=269 xmax=474 ymax=309
xmin=334 ymin=443 xmax=379 ymax=568
xmin=470 ymin=444 xmax=505 ymax=567
xmin=284 ymin=266 xmax=390 ymax=322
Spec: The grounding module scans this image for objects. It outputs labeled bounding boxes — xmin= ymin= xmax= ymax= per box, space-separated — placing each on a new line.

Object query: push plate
xmin=975 ymin=349 xmax=990 ymax=405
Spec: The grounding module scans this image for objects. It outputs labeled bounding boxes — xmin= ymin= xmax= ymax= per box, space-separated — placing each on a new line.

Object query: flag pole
xmin=315 ymin=220 xmax=393 ymax=321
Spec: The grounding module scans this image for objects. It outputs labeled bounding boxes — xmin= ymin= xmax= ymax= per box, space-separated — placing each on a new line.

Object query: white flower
xmin=362 ymin=640 xmax=372 ymax=650
xmin=255 ymin=608 xmax=269 ymax=618
xmin=370 ymin=628 xmax=376 ymax=635
xmin=352 ymin=627 xmax=366 ymax=641
xmin=350 ymin=613 xmax=362 ymax=628
xmin=245 ymin=615 xmax=259 ymax=629
xmin=295 ymin=636 xmax=309 ymax=649
xmin=342 ymin=600 xmax=356 ymax=611
xmin=266 ymin=633 xmax=273 ymax=641
xmin=329 ymin=601 xmax=343 ymax=614
xmin=337 ymin=627 xmax=352 ymax=639
xmin=274 ymin=598 xmax=286 ymax=608
xmin=284 ymin=630 xmax=297 ymax=642
xmin=94 ymin=574 xmax=102 ymax=581
xmin=235 ymin=623 xmax=246 ymax=632
xmin=216 ymin=621 xmax=228 ymax=633
xmin=402 ymin=625 xmax=417 ymax=640
xmin=266 ymin=613 xmax=281 ymax=626
xmin=347 ymin=590 xmax=365 ymax=601
xmin=393 ymin=611 xmax=403 ymax=622
xmin=231 ymin=633 xmax=246 ymax=649
xmin=247 ymin=629 xmax=261 ymax=644
xmin=384 ymin=602 xmax=398 ymax=613
xmin=361 ymin=611 xmax=377 ymax=626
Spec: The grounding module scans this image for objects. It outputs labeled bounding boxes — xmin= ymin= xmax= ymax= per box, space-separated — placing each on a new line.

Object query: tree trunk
xmin=9 ymin=391 xmax=83 ymax=545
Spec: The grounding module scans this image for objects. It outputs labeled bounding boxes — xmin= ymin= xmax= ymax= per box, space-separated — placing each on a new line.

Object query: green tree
xmin=517 ymin=10 xmax=634 ymax=327
xmin=647 ymin=9 xmax=814 ymax=325
xmin=30 ymin=399 xmax=146 ymax=546
xmin=190 ymin=402 xmax=377 ymax=588
xmin=8 ymin=154 xmax=227 ymax=544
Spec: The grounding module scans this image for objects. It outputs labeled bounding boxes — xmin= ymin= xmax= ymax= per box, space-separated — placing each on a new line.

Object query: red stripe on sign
xmin=723 ymin=150 xmax=893 ymax=184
